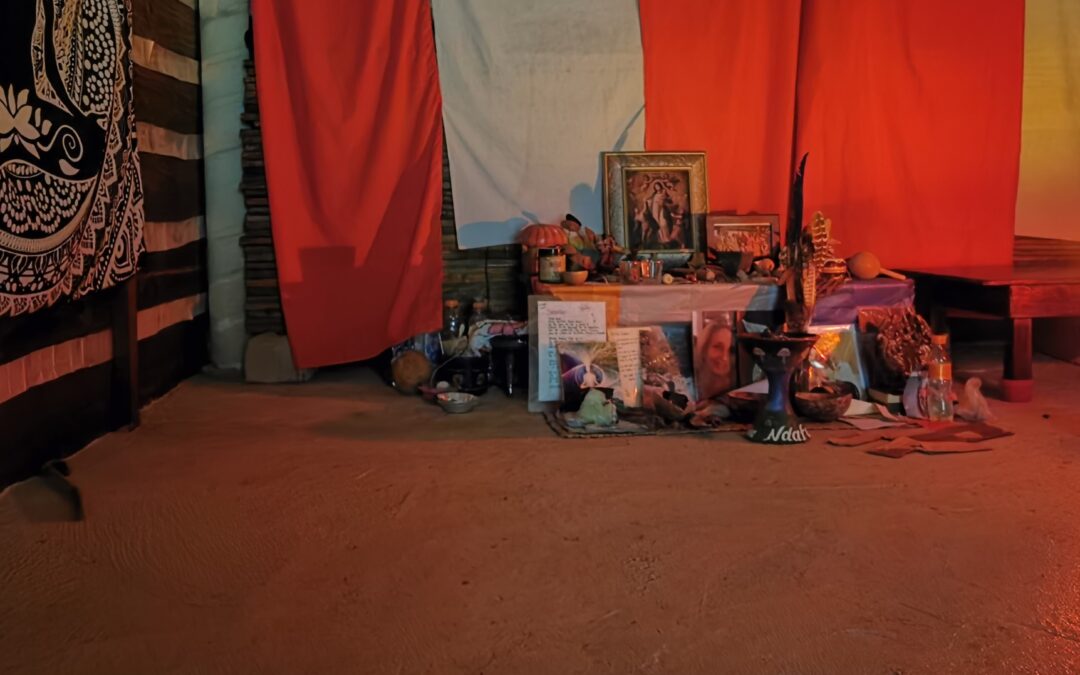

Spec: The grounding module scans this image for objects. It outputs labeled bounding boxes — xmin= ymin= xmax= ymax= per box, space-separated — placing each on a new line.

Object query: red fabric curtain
xmin=795 ymin=0 xmax=1025 ymax=269
xmin=252 ymin=0 xmax=444 ymax=368
xmin=639 ymin=0 xmax=803 ymax=228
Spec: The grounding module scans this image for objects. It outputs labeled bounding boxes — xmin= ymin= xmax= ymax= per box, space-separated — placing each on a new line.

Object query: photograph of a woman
xmin=693 ymin=312 xmax=737 ymax=401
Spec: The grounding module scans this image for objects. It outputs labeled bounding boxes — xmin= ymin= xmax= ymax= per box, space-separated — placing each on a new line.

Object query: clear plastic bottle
xmin=442 ymin=299 xmax=465 ymax=340
xmin=926 ymin=333 xmax=954 ymax=422
xmin=467 ymin=299 xmax=489 ymax=331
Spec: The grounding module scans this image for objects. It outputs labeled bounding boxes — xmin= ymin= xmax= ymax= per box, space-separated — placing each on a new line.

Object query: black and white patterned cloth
xmin=0 ymin=0 xmax=143 ymax=317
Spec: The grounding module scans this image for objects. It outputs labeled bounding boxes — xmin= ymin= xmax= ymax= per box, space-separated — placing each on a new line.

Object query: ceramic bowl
xmin=436 ymin=392 xmax=479 ymax=414
xmin=793 ymin=391 xmax=853 ymax=422
xmin=561 ymin=270 xmax=589 ymax=285
xmin=725 ymin=391 xmax=766 ymax=423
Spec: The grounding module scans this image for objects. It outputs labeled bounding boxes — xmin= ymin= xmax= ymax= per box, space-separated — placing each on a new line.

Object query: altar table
xmin=540 ymin=278 xmax=914 ymax=327
xmin=528 ymin=278 xmax=914 ymax=412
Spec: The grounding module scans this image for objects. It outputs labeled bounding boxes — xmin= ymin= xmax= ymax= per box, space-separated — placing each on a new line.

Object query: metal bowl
xmin=436 ymin=392 xmax=479 ymax=414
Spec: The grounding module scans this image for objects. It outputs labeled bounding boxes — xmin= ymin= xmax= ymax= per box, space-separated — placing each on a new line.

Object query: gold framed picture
xmin=705 ymin=213 xmax=779 ymax=261
xmin=602 ymin=152 xmax=708 ymax=261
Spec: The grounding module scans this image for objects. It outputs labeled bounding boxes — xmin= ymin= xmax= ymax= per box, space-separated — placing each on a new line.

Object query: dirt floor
xmin=2 ymin=346 xmax=1080 ymax=674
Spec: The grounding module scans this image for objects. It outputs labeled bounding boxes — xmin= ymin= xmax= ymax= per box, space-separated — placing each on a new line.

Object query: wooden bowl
xmin=793 ymin=391 xmax=853 ymax=422
xmin=725 ymin=391 xmax=766 ymax=423
xmin=561 ymin=270 xmax=589 ymax=285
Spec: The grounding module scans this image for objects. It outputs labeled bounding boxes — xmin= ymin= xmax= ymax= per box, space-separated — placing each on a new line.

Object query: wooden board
xmin=141 ymin=154 xmax=204 ymax=222
xmin=131 ymin=0 xmax=200 ymax=59
xmin=133 ymin=65 xmax=201 ymax=134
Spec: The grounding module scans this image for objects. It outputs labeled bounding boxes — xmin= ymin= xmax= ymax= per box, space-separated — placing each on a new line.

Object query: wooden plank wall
xmin=0 ymin=0 xmax=209 ymax=487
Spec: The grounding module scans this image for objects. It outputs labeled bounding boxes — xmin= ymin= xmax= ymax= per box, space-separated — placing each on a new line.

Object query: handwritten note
xmin=537 ymin=301 xmax=606 ymax=401
xmin=609 ymin=327 xmax=643 ymax=407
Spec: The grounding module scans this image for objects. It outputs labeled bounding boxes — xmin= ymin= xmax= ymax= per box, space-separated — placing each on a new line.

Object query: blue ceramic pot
xmin=738 ymin=332 xmax=819 ymax=444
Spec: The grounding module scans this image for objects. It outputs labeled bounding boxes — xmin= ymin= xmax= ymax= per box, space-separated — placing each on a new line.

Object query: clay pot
xmin=518 ymin=223 xmax=569 ymax=249
xmin=561 ymin=270 xmax=588 ymax=285
xmin=391 ymin=350 xmax=432 ymax=394
xmin=793 ymin=391 xmax=853 ymax=422
xmin=725 ymin=391 xmax=766 ymax=423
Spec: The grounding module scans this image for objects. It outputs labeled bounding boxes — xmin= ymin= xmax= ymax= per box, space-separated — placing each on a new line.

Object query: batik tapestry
xmin=0 ymin=0 xmax=144 ymax=317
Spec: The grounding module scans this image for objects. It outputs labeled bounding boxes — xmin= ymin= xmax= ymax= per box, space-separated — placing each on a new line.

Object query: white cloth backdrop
xmin=433 ymin=0 xmax=646 ymax=249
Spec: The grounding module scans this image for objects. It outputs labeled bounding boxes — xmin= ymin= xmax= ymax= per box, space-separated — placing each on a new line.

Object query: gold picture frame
xmin=602 ymin=152 xmax=708 ymax=262
xmin=705 ymin=213 xmax=780 ymax=261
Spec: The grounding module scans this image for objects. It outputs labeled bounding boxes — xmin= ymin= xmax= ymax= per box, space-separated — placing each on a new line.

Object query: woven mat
xmin=543 ymin=412 xmax=853 ymax=439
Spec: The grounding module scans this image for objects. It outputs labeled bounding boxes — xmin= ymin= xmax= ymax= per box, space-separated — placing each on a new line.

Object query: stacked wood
xmin=1015 ymin=236 xmax=1080 ymax=267
xmin=240 ymin=59 xmax=286 ymax=336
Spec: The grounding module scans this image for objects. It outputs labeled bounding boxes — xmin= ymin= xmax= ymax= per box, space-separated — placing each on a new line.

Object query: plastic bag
xmin=956 ymin=377 xmax=994 ymax=422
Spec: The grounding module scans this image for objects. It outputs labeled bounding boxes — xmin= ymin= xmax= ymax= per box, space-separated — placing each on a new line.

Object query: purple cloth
xmin=813 ymin=279 xmax=914 ymax=325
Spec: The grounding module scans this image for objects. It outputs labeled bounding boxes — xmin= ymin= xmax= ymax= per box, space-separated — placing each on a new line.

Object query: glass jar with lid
xmin=538 ymin=246 xmax=566 ymax=283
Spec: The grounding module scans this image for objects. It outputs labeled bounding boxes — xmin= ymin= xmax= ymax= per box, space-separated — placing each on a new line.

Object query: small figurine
xmin=752 ymin=258 xmax=776 ymax=276
xmin=596 ymin=234 xmax=625 ymax=273
xmin=576 ymin=388 xmax=618 ymax=426
xmin=561 ymin=213 xmax=601 ymax=272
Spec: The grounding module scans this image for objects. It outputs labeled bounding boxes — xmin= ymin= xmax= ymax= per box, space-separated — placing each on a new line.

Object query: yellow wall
xmin=1016 ymin=0 xmax=1080 ymax=241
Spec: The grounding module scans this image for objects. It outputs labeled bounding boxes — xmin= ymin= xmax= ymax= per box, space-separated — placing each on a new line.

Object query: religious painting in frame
xmin=602 ymin=152 xmax=708 ymax=263
xmin=706 ymin=214 xmax=779 ymax=262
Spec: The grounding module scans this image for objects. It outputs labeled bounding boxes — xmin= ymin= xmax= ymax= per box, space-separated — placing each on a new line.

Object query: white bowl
xmin=436 ymin=392 xmax=479 ymax=414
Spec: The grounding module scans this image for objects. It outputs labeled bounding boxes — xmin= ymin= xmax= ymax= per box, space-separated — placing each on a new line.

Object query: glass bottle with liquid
xmin=926 ymin=333 xmax=954 ymax=422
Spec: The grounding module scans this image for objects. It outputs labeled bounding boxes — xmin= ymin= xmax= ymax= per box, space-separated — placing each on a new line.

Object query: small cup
xmin=639 ymin=259 xmax=664 ymax=284
xmin=619 ymin=259 xmax=665 ymax=284
xmin=619 ymin=260 xmax=643 ymax=284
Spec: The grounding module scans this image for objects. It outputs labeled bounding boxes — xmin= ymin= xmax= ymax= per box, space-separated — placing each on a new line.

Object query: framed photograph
xmin=692 ymin=311 xmax=738 ymax=401
xmin=557 ymin=341 xmax=621 ymax=412
xmin=706 ymin=214 xmax=779 ymax=261
xmin=603 ymin=152 xmax=708 ymax=262
xmin=639 ymin=323 xmax=697 ymax=408
xmin=806 ymin=324 xmax=869 ymax=399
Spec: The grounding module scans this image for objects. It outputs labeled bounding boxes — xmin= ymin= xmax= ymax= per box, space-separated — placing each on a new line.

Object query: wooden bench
xmin=900 ymin=236 xmax=1080 ymax=402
